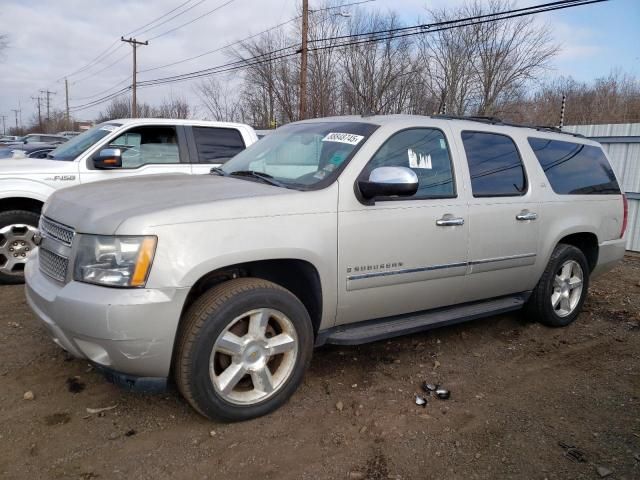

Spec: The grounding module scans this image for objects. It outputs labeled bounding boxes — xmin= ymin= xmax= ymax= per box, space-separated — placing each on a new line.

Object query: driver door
xmin=336 ymin=127 xmax=469 ymax=325
xmin=79 ymin=125 xmax=191 ymax=184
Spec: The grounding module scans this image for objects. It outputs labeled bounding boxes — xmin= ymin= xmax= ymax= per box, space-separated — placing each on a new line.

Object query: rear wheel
xmin=0 ymin=210 xmax=40 ymax=284
xmin=175 ymin=278 xmax=313 ymax=421
xmin=525 ymin=244 xmax=589 ymax=327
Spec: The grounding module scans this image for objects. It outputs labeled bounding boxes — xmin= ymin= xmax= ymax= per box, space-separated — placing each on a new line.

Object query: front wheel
xmin=525 ymin=244 xmax=590 ymax=327
xmin=0 ymin=210 xmax=40 ymax=285
xmin=175 ymin=278 xmax=314 ymax=421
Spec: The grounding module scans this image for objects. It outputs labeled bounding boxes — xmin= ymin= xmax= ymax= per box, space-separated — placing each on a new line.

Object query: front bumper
xmin=25 ymin=250 xmax=190 ymax=379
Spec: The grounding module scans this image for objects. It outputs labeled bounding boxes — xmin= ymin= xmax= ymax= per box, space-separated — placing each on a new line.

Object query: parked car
xmin=57 ymin=131 xmax=82 ymax=139
xmin=25 ymin=115 xmax=627 ymax=421
xmin=0 ymin=135 xmax=18 ymax=143
xmin=0 ymin=133 xmax=68 ymax=147
xmin=0 ymin=118 xmax=258 ymax=284
xmin=0 ymin=144 xmax=57 ymax=159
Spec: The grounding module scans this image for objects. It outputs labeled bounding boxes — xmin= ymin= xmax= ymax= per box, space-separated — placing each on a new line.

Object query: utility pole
xmin=0 ymin=115 xmax=6 ymax=135
xmin=558 ymin=93 xmax=566 ymax=130
xmin=31 ymin=95 xmax=42 ymax=130
xmin=298 ymin=0 xmax=309 ymax=120
xmin=40 ymin=89 xmax=56 ymax=129
xmin=11 ymin=108 xmax=19 ymax=132
xmin=121 ymin=37 xmax=149 ymax=118
xmin=65 ymin=78 xmax=71 ymax=130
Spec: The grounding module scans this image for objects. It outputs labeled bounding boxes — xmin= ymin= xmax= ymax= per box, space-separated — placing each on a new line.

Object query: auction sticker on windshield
xmin=322 ymin=132 xmax=364 ymax=145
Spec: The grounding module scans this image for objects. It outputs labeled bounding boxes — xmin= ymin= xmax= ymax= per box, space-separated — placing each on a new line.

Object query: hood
xmin=43 ymin=173 xmax=318 ymax=234
xmin=0 ymin=158 xmax=75 ymax=174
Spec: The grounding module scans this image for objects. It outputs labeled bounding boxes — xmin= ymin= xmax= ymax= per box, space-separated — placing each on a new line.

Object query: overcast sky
xmin=0 ymin=0 xmax=638 ymax=128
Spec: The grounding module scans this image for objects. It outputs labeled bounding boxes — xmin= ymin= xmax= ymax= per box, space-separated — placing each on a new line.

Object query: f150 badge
xmin=45 ymin=175 xmax=76 ymax=181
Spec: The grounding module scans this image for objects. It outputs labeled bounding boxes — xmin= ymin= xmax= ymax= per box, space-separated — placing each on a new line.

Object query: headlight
xmin=73 ymin=235 xmax=157 ymax=288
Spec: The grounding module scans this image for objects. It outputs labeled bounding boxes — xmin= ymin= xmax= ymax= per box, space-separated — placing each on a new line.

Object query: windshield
xmin=221 ymin=121 xmax=378 ymax=190
xmin=48 ymin=123 xmax=121 ymax=161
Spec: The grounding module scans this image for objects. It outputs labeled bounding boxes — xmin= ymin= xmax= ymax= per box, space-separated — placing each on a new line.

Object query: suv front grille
xmin=39 ymin=248 xmax=69 ymax=282
xmin=40 ymin=216 xmax=75 ymax=246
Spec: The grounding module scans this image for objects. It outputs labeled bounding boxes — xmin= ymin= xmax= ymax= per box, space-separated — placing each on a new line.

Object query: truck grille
xmin=39 ymin=216 xmax=75 ymax=246
xmin=39 ymin=248 xmax=69 ymax=282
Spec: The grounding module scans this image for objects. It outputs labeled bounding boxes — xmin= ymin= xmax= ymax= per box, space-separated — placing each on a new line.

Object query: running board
xmin=316 ymin=293 xmax=529 ymax=346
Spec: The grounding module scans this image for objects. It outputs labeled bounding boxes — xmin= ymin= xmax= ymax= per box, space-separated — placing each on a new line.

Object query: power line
xmin=69 ymin=86 xmax=131 ymax=112
xmin=73 ymin=76 xmax=132 ymax=102
xmin=71 ymin=51 xmax=131 ymax=86
xmin=148 ymin=0 xmax=237 ymax=41
xmin=134 ymin=0 xmax=209 ymax=37
xmin=139 ymin=15 xmax=300 ymax=73
xmin=123 ymin=0 xmax=195 ymax=36
xmin=138 ymin=0 xmax=376 ymax=74
xmin=53 ymin=40 xmax=121 ymax=82
xmin=69 ymin=0 xmax=605 ymax=112
xmin=308 ymin=0 xmax=603 ymax=46
xmin=53 ymin=0 xmax=200 ymax=82
xmin=137 ymin=0 xmax=605 ymax=88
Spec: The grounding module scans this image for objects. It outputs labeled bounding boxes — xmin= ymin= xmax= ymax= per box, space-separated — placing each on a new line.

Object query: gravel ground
xmin=0 ymin=255 xmax=639 ymax=480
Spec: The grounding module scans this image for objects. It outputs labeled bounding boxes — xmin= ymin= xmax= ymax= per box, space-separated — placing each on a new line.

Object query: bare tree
xmin=96 ymin=97 xmax=132 ymax=122
xmin=0 ymin=33 xmax=8 ymax=61
xmin=340 ymin=11 xmax=414 ymax=115
xmin=466 ymin=0 xmax=559 ymax=116
xmin=416 ymin=6 xmax=477 ymax=115
xmin=156 ymin=95 xmax=191 ymax=119
xmin=306 ymin=3 xmax=346 ymax=117
xmin=234 ymin=30 xmax=299 ymax=125
xmin=197 ymin=77 xmax=243 ymax=122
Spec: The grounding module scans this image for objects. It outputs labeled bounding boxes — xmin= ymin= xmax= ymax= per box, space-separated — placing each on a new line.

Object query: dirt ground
xmin=0 ymin=256 xmax=639 ymax=480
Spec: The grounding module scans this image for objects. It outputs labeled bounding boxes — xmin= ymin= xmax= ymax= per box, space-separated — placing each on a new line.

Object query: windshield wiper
xmin=209 ymin=167 xmax=227 ymax=176
xmin=229 ymin=170 xmax=287 ymax=188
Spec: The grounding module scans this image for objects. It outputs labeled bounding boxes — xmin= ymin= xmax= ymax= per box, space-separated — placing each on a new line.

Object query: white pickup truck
xmin=0 ymin=118 xmax=258 ymax=284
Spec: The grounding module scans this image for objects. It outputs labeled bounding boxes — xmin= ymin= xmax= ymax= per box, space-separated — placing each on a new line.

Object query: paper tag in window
xmin=408 ymin=149 xmax=432 ymax=169
xmin=322 ymin=132 xmax=364 ymax=145
xmin=100 ymin=125 xmax=118 ymax=132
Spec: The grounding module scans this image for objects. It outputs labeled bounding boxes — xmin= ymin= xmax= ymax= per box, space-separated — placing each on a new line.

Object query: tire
xmin=0 ymin=209 xmax=41 ymax=285
xmin=525 ymin=243 xmax=590 ymax=327
xmin=175 ymin=278 xmax=314 ymax=422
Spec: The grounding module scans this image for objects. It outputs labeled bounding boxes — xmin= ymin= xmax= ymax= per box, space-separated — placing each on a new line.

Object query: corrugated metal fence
xmin=565 ymin=123 xmax=640 ymax=252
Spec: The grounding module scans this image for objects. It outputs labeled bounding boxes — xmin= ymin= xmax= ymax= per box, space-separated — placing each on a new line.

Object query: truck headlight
xmin=73 ymin=235 xmax=157 ymax=288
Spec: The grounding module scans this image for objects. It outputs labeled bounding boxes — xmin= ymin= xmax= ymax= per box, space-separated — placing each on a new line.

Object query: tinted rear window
xmin=527 ymin=138 xmax=620 ymax=195
xmin=461 ymin=131 xmax=527 ymax=197
xmin=193 ymin=127 xmax=245 ymax=163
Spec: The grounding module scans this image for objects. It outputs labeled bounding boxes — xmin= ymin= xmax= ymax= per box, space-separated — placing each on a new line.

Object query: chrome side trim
xmin=348 ymin=262 xmax=467 ymax=281
xmin=469 ymin=253 xmax=536 ymax=266
xmin=347 ymin=253 xmax=537 ymax=282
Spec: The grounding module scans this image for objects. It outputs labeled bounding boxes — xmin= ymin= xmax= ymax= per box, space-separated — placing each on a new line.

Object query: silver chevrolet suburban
xmin=25 ymin=115 xmax=628 ymax=421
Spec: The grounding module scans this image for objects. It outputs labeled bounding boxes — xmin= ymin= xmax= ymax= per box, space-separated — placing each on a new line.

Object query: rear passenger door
xmin=188 ymin=126 xmax=247 ymax=174
xmin=458 ymin=130 xmax=540 ymax=301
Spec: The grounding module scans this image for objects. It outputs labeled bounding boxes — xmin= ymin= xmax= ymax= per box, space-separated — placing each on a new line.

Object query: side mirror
xmin=93 ymin=148 xmax=122 ymax=169
xmin=358 ymin=166 xmax=418 ymax=200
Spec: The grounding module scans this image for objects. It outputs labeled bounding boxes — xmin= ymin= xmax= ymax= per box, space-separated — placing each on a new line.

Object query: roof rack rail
xmin=433 ymin=114 xmax=586 ymax=138
xmin=534 ymin=125 xmax=585 ymax=138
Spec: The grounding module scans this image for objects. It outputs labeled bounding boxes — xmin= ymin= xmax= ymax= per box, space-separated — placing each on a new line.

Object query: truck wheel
xmin=525 ymin=244 xmax=590 ymax=327
xmin=0 ymin=210 xmax=40 ymax=285
xmin=175 ymin=278 xmax=314 ymax=421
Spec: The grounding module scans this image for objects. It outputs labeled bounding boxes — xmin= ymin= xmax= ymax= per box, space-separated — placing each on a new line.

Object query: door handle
xmin=516 ymin=210 xmax=538 ymax=221
xmin=436 ymin=215 xmax=465 ymax=226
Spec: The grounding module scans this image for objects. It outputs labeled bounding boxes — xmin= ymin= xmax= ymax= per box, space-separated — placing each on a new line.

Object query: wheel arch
xmin=179 ymin=258 xmax=324 ymax=337
xmin=0 ymin=196 xmax=45 ymax=215
xmin=556 ymin=232 xmax=599 ymax=273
